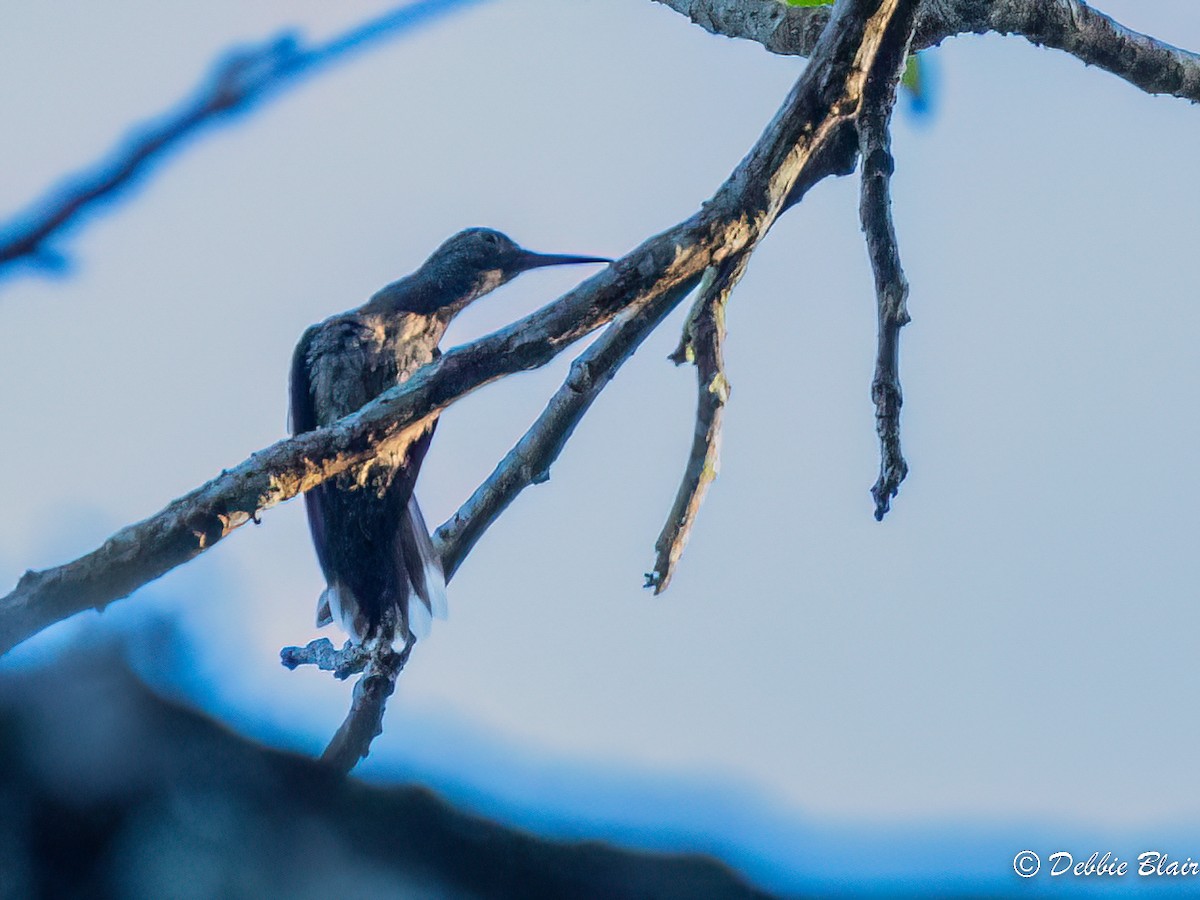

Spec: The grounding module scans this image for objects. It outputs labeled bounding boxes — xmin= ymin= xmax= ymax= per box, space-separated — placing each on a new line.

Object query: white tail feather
xmin=406 ymin=588 xmax=434 ymax=639
xmin=313 ymin=496 xmax=448 ymax=645
xmin=322 ymin=584 xmax=367 ymax=644
xmin=406 ymin=496 xmax=449 ymax=621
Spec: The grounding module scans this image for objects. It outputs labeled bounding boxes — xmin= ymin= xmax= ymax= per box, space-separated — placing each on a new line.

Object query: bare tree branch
xmin=0 ymin=0 xmax=919 ymax=664
xmin=653 ymin=0 xmax=1200 ymax=104
xmin=281 ymin=637 xmax=371 ymax=679
xmin=976 ymin=0 xmax=1200 ymax=103
xmin=650 ymin=0 xmax=832 ymax=56
xmin=646 ymin=258 xmax=746 ymax=594
xmin=861 ymin=121 xmax=910 ymax=520
xmin=318 ymin=636 xmax=415 ymax=773
xmin=0 ymin=0 xmax=486 ymax=275
xmin=439 ymin=0 xmax=913 ymax=601
xmin=282 ymin=607 xmax=415 ymax=773
xmin=858 ymin=1 xmax=917 ymax=520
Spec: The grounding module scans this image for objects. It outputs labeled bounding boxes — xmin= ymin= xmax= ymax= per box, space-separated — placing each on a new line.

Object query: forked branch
xmin=434 ymin=275 xmax=704 ymax=579
xmin=646 ymin=258 xmax=746 ymax=594
xmin=326 ymin=0 xmax=927 ymax=759
xmin=320 ymin=637 xmax=415 ymax=773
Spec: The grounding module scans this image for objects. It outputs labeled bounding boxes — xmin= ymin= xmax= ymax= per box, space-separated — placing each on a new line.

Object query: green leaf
xmin=783 ymin=0 xmax=834 ymax=7
xmin=901 ymin=53 xmax=923 ymax=100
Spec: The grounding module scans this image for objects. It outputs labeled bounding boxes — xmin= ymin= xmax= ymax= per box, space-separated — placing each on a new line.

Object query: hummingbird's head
xmin=421 ymin=227 xmax=612 ymax=312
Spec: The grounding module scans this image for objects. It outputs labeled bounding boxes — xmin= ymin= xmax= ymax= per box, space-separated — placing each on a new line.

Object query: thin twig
xmin=319 ymin=635 xmax=415 ymax=773
xmin=858 ymin=0 xmax=918 ymax=520
xmin=282 ymin=613 xmax=414 ymax=771
xmin=0 ymin=0 xmax=487 ymax=274
xmin=280 ymin=637 xmax=371 ymax=679
xmin=645 ymin=257 xmax=746 ymax=593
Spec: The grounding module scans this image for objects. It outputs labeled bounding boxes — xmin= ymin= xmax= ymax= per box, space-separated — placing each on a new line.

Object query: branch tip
xmin=647 ymin=259 xmax=747 ymax=594
xmin=856 ymin=4 xmax=919 ymax=522
xmin=280 ymin=637 xmax=370 ymax=679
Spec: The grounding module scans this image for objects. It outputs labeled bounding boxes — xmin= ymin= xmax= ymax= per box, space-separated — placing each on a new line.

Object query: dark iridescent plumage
xmin=290 ymin=228 xmax=610 ymax=644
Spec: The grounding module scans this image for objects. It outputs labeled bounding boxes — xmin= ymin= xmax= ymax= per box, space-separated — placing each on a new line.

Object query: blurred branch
xmin=646 ymin=258 xmax=744 ymax=594
xmin=1 ymin=649 xmax=769 ymax=899
xmin=0 ymin=0 xmax=487 ymax=276
xmin=857 ymin=0 xmax=916 ymax=520
xmin=0 ymin=0 xmax=918 ymax=673
xmin=653 ymin=0 xmax=1200 ymax=103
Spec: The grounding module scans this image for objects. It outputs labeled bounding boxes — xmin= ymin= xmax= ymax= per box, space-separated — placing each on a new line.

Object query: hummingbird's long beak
xmin=518 ymin=250 xmax=613 ymax=270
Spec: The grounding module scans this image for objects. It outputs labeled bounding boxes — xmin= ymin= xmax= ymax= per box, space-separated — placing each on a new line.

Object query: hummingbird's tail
xmin=312 ymin=494 xmax=448 ymax=644
xmin=397 ymin=494 xmax=448 ymax=640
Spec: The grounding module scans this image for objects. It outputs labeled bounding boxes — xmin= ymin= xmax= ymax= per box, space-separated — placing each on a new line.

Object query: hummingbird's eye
xmin=484 ymin=233 xmax=499 ymax=245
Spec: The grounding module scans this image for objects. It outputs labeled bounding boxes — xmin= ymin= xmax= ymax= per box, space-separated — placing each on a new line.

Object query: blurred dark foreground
xmin=0 ymin=648 xmax=771 ymax=900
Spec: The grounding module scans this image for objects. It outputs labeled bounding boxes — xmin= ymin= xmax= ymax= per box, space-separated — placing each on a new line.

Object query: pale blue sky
xmin=2 ymin=1 xmax=1198 ymax=893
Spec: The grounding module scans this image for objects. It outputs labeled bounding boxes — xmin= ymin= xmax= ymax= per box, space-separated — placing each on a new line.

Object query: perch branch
xmin=653 ymin=0 xmax=1200 ymax=103
xmin=0 ymin=0 xmax=486 ymax=274
xmin=646 ymin=257 xmax=746 ymax=593
xmin=319 ymin=636 xmax=415 ymax=773
xmin=0 ymin=0 xmax=920 ymax=659
xmin=857 ymin=0 xmax=916 ymax=520
xmin=280 ymin=637 xmax=371 ymax=679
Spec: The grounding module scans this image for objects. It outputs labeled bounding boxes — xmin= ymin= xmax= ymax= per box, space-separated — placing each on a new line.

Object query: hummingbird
xmin=289 ymin=228 xmax=610 ymax=646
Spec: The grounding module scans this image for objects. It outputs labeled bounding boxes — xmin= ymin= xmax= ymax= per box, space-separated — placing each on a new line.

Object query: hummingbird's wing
xmin=288 ymin=324 xmax=319 ymax=434
xmin=289 ymin=324 xmax=333 ymax=580
xmin=290 ymin=318 xmax=441 ymax=641
xmin=395 ymin=463 xmax=448 ymax=636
